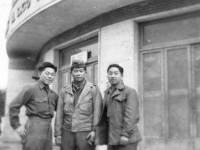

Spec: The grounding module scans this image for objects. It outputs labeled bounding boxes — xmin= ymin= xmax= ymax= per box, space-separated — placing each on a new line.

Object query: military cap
xmin=71 ymin=60 xmax=86 ymax=68
xmin=38 ymin=62 xmax=57 ymax=72
xmin=71 ymin=60 xmax=86 ymax=71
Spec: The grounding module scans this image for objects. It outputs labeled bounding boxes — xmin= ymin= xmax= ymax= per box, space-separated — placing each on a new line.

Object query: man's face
xmin=107 ymin=67 xmax=123 ymax=86
xmin=38 ymin=67 xmax=56 ymax=85
xmin=71 ymin=68 xmax=86 ymax=82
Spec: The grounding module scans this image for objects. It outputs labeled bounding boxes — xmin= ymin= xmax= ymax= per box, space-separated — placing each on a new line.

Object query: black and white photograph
xmin=1 ymin=0 xmax=200 ymax=150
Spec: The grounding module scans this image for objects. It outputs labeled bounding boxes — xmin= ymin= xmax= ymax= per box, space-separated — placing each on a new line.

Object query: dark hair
xmin=38 ymin=62 xmax=57 ymax=72
xmin=107 ymin=64 xmax=124 ymax=75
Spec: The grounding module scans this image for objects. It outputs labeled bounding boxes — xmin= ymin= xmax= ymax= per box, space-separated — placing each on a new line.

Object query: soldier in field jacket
xmin=96 ymin=64 xmax=142 ymax=150
xmin=54 ymin=60 xmax=103 ymax=150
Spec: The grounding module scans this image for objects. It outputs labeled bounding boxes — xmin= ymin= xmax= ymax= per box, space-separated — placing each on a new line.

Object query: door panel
xmin=94 ymin=63 xmax=98 ymax=85
xmin=167 ymin=48 xmax=190 ymax=139
xmin=86 ymin=65 xmax=92 ymax=83
xmin=143 ymin=52 xmax=163 ymax=137
xmin=141 ymin=51 xmax=165 ymax=150
xmin=166 ymin=47 xmax=193 ymax=150
xmin=193 ymin=45 xmax=200 ymax=137
xmin=61 ymin=71 xmax=69 ymax=88
xmin=140 ymin=46 xmax=198 ymax=150
xmin=193 ymin=45 xmax=200 ymax=149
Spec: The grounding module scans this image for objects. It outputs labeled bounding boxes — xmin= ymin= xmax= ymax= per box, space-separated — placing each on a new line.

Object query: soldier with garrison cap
xmin=9 ymin=62 xmax=58 ymax=150
xmin=54 ymin=60 xmax=103 ymax=150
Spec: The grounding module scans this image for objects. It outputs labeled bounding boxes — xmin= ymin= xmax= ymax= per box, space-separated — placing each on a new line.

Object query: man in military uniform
xmin=54 ymin=60 xmax=102 ymax=150
xmin=9 ymin=62 xmax=58 ymax=150
xmin=96 ymin=64 xmax=142 ymax=150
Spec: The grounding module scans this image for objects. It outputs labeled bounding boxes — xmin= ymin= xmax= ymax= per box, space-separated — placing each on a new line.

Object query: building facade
xmin=3 ymin=0 xmax=200 ymax=150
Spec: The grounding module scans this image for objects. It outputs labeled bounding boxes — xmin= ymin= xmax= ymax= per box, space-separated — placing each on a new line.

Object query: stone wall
xmin=99 ymin=20 xmax=138 ymax=92
xmin=0 ymin=68 xmax=35 ymax=150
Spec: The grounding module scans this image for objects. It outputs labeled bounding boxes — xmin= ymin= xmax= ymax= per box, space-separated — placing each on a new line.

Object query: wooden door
xmin=192 ymin=44 xmax=200 ymax=150
xmin=140 ymin=49 xmax=165 ymax=150
xmin=140 ymin=45 xmax=200 ymax=150
xmin=164 ymin=46 xmax=193 ymax=150
xmin=60 ymin=70 xmax=70 ymax=88
xmin=86 ymin=61 xmax=98 ymax=85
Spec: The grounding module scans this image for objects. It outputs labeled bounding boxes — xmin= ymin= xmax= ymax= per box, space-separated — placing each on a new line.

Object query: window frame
xmin=58 ymin=36 xmax=98 ymax=90
xmin=140 ymin=12 xmax=200 ymax=51
xmin=59 ymin=37 xmax=98 ymax=71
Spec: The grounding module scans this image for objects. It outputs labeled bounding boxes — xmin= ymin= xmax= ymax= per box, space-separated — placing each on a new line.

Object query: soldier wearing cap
xmin=9 ymin=62 xmax=58 ymax=150
xmin=54 ymin=60 xmax=103 ymax=150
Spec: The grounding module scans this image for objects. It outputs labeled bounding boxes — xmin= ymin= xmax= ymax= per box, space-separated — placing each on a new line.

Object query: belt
xmin=29 ymin=116 xmax=52 ymax=122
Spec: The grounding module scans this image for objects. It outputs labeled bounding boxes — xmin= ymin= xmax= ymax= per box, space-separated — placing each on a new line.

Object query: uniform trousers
xmin=108 ymin=143 xmax=138 ymax=150
xmin=22 ymin=117 xmax=52 ymax=150
xmin=61 ymin=129 xmax=95 ymax=150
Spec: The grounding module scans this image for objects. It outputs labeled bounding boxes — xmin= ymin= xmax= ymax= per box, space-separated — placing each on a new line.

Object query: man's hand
xmin=86 ymin=131 xmax=95 ymax=145
xmin=16 ymin=126 xmax=27 ymax=139
xmin=120 ymin=136 xmax=129 ymax=145
xmin=55 ymin=136 xmax=62 ymax=146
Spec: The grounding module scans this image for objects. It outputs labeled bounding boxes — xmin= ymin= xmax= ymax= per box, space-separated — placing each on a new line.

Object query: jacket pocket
xmin=64 ymin=99 xmax=74 ymax=114
xmin=114 ymin=94 xmax=126 ymax=101
xmin=110 ymin=111 xmax=124 ymax=128
xmin=79 ymin=100 xmax=92 ymax=115
xmin=112 ymin=95 xmax=125 ymax=128
xmin=109 ymin=124 xmax=122 ymax=145
xmin=34 ymin=97 xmax=47 ymax=102
xmin=33 ymin=98 xmax=48 ymax=113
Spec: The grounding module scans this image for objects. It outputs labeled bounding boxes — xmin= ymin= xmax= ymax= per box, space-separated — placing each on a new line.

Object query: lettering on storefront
xmin=6 ymin=0 xmax=58 ymax=38
xmin=17 ymin=0 xmax=31 ymax=17
xmin=11 ymin=12 xmax=15 ymax=23
xmin=10 ymin=0 xmax=31 ymax=24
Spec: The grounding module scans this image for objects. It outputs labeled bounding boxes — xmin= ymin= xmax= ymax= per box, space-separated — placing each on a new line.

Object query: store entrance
xmin=140 ymin=44 xmax=200 ymax=150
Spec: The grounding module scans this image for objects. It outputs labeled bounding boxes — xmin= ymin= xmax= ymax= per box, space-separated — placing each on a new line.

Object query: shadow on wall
xmin=0 ymin=88 xmax=6 ymax=136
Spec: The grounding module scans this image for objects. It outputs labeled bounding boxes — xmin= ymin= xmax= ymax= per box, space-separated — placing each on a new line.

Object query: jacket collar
xmin=104 ymin=81 xmax=124 ymax=98
xmin=37 ymin=80 xmax=52 ymax=93
xmin=105 ymin=81 xmax=124 ymax=93
xmin=65 ymin=81 xmax=93 ymax=109
xmin=65 ymin=80 xmax=93 ymax=96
